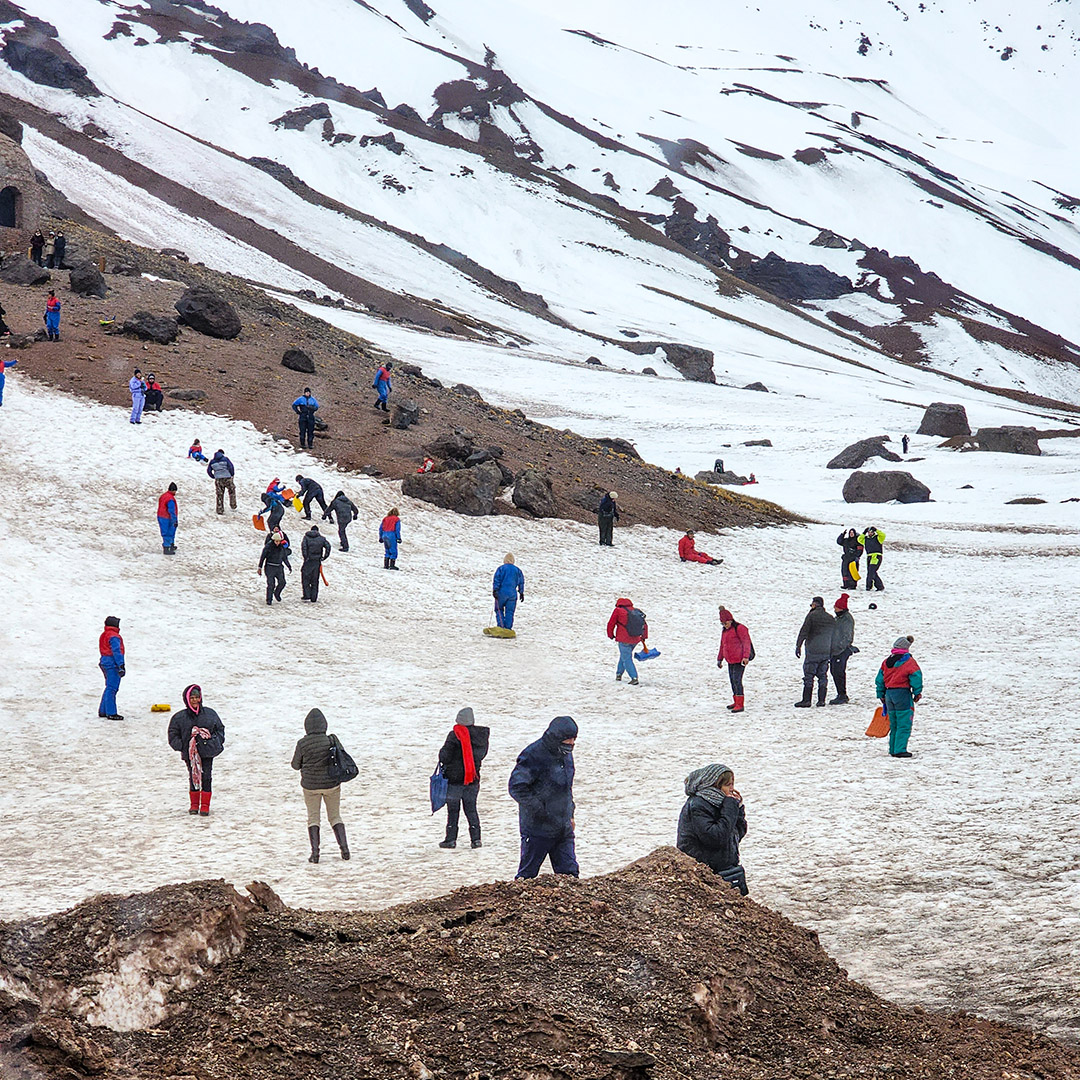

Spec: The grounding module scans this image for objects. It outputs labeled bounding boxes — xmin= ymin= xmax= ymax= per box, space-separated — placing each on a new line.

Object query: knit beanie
xmin=834 ymin=593 xmax=849 ymax=610
xmin=456 ymin=707 xmax=475 ymax=727
xmin=892 ymin=635 xmax=914 ymax=651
xmin=718 ymin=607 xmax=734 ymax=622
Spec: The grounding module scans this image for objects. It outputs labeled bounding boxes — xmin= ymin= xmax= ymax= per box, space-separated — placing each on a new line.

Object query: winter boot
xmin=189 ymin=791 xmax=200 ymax=815
xmin=199 ymin=791 xmax=212 ymax=816
xmin=628 ymin=677 xmax=639 ymax=685
xmin=730 ymin=696 xmax=745 ymax=713
xmin=333 ymin=822 xmax=350 ymax=860
xmin=829 ymin=695 xmax=849 ymax=705
xmin=308 ymin=825 xmax=320 ymax=863
xmin=439 ymin=839 xmax=456 ymax=849
xmin=794 ymin=684 xmax=813 ymax=708
xmin=389 ymin=559 xmax=399 ymax=570
xmin=816 ymin=684 xmax=827 ymax=707
xmin=384 ymin=557 xmax=390 ymax=569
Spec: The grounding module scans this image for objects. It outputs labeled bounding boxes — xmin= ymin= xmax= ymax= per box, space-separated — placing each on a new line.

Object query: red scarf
xmin=188 ymin=727 xmax=211 ymax=789
xmin=455 ymin=724 xmax=476 ymax=784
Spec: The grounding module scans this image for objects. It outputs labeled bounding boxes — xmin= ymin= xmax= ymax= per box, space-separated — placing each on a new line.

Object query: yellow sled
xmin=483 ymin=627 xmax=516 ymax=639
xmin=150 ymin=703 xmax=172 ymax=713
xmin=848 ymin=560 xmax=861 ymax=582
xmin=292 ymin=497 xmax=303 ymax=512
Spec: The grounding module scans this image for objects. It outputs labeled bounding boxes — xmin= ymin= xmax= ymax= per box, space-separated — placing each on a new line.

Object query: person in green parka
xmin=875 ymin=635 xmax=923 ymax=758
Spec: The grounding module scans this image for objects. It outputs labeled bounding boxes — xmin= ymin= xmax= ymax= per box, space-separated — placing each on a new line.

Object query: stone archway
xmin=0 ymin=185 xmax=20 ymax=228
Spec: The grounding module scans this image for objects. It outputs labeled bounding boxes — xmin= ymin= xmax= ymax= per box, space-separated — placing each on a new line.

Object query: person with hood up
xmin=492 ymin=553 xmax=525 ymax=629
xmin=157 ymin=482 xmax=178 ymax=554
xmin=30 ymin=230 xmax=44 ymax=266
xmin=858 ymin=525 xmax=886 ymax=592
xmin=167 ymin=684 xmax=225 ymax=816
xmin=0 ymin=356 xmax=17 ymax=407
xmin=837 ymin=528 xmax=863 ymax=590
xmin=607 ymin=597 xmax=647 ymax=685
xmin=717 ymin=607 xmax=753 ymax=713
xmin=678 ymin=530 xmax=722 ymax=565
xmin=676 ymin=764 xmax=748 ymax=895
xmin=324 ymin=490 xmax=358 ymax=552
xmin=257 ymin=527 xmax=291 ymax=604
xmin=437 ymin=707 xmax=490 ymax=849
xmin=53 ymin=231 xmax=66 ymax=269
xmin=97 ymin=616 xmax=125 ymax=720
xmin=128 ymin=368 xmax=146 ymax=423
xmin=44 ymin=289 xmax=61 ymax=341
xmin=295 ymin=474 xmax=328 ymax=519
xmin=876 ymin=635 xmax=923 ymax=758
xmin=206 ymin=449 xmax=236 ymax=513
xmin=508 ymin=716 xmax=579 ymax=879
xmin=292 ymin=387 xmax=319 ymax=450
xmin=379 ymin=507 xmax=401 ymax=569
xmin=260 ymin=479 xmax=287 ymax=531
xmin=144 ymin=374 xmax=164 ymax=412
xmin=794 ymin=596 xmax=834 ymax=707
xmin=597 ymin=490 xmax=619 ymax=546
xmin=300 ymin=524 xmax=331 ymax=602
xmin=291 ymin=707 xmax=351 ymax=863
xmin=829 ymin=594 xmax=856 ymax=704
xmin=372 ymin=361 xmax=393 ymax=412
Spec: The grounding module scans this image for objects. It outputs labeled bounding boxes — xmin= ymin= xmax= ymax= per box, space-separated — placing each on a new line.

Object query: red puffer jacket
xmin=607 ymin=598 xmax=647 ymax=644
xmin=717 ymin=622 xmax=752 ymax=664
xmin=678 ymin=534 xmax=711 ymax=563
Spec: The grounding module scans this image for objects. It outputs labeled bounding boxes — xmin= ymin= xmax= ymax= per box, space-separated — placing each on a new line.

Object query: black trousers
xmin=598 ymin=514 xmax=614 ymax=545
xmin=802 ymin=656 xmax=829 ymax=702
xmin=841 ymin=557 xmax=859 ymax=588
xmin=301 ymin=559 xmax=321 ymax=600
xmin=445 ymin=782 xmax=481 ymax=843
xmin=728 ymin=663 xmax=745 ymax=696
xmin=302 ymin=490 xmax=327 ymax=518
xmin=186 ymin=756 xmax=213 ymax=792
xmin=298 ymin=413 xmax=315 ymax=449
xmin=265 ymin=564 xmax=286 ymax=602
xmin=336 ymin=518 xmax=350 ymax=551
xmin=267 ymin=502 xmax=284 ymax=531
xmin=865 ymin=557 xmax=884 ymax=591
xmin=830 ymin=653 xmax=849 ymax=698
xmin=145 ymin=389 xmax=163 ymax=411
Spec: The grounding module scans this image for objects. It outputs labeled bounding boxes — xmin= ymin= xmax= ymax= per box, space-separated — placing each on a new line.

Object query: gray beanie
xmin=892 ymin=635 xmax=914 ymax=650
xmin=455 ymin=707 xmax=475 ymax=727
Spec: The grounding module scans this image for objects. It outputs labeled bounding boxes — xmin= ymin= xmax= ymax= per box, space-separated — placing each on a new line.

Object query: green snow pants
xmin=885 ymin=688 xmax=914 ymax=754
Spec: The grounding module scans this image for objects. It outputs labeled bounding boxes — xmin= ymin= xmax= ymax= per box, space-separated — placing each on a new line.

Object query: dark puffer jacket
xmin=796 ymin=605 xmax=835 ymax=660
xmin=676 ymin=795 xmax=747 ymax=873
xmin=508 ymin=716 xmax=577 ymax=837
xmin=831 ymin=610 xmax=855 ymax=657
xmin=168 ymin=705 xmax=225 ymax=762
xmin=438 ymin=725 xmax=490 ymax=786
xmin=290 ymin=708 xmax=337 ymax=790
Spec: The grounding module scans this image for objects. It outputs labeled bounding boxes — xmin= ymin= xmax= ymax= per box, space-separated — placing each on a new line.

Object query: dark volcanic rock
xmin=975 ymin=426 xmax=1041 ymax=456
xmin=281 ymin=348 xmax=316 ymax=374
xmin=68 ymin=262 xmax=107 ymax=298
xmin=743 ymin=382 xmax=769 ymax=393
xmin=427 ymin=430 xmax=475 ymax=460
xmin=0 ymin=256 xmax=50 ymax=286
xmin=744 ymin=439 xmax=772 ymax=447
xmin=1006 ymin=496 xmax=1046 ymax=505
xmin=735 ymin=252 xmax=853 ymax=301
xmin=696 ymin=470 xmax=751 ymax=486
xmin=810 ymin=229 xmax=848 ymax=249
xmin=122 ymin=311 xmax=178 ymax=344
xmin=1 ymin=37 xmax=98 ymax=96
xmin=168 ymin=389 xmax=207 ymax=402
xmin=391 ymin=399 xmax=420 ymax=430
xmin=661 ymin=343 xmax=715 ymax=383
xmin=359 ymin=131 xmax=405 ymax=154
xmin=453 ymin=383 xmax=484 ymax=401
xmin=402 ymin=460 xmax=502 ymax=515
xmin=663 ymin=197 xmax=730 ymax=268
xmin=827 ymin=436 xmax=902 ymax=470
xmin=271 ymin=103 xmax=331 ymax=130
xmin=843 ymin=470 xmax=931 ymax=504
xmin=596 ymin=437 xmax=641 ymax=459
xmin=917 ymin=402 xmax=970 ymax=437
xmin=175 ymin=287 xmax=241 ymax=339
xmin=512 ymin=468 xmax=557 ymax=517
xmin=0 ymin=112 xmax=22 ymax=143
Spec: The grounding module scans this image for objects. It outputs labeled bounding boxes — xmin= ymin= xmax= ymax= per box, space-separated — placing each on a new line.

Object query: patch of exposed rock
xmin=843 ymin=470 xmax=931 ymax=503
xmin=401 ymin=459 xmax=503 ymax=515
xmin=827 ymin=436 xmax=902 ymax=470
xmin=975 ymin=426 xmax=1041 ymax=455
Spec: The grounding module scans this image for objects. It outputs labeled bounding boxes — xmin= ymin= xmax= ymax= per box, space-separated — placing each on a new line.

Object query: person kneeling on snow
xmin=167 ymin=684 xmax=225 ymax=816
xmin=676 ymin=764 xmax=748 ymax=895
xmin=492 ymin=553 xmax=525 ymax=629
xmin=678 ymin=530 xmax=722 ymax=565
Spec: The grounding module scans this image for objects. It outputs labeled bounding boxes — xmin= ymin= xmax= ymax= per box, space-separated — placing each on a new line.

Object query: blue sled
xmin=634 ymin=646 xmax=661 ymax=661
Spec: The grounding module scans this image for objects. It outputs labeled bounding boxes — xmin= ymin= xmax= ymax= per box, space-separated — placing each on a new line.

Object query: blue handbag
xmin=429 ymin=764 xmax=448 ymax=814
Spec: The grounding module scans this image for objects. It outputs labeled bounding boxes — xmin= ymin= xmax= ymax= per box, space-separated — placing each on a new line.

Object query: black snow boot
xmin=469 ymin=824 xmax=482 ymax=849
xmin=384 ymin=556 xmax=390 ymax=569
xmin=308 ymin=825 xmax=320 ymax=864
xmin=793 ymin=684 xmax=813 ymax=708
xmin=389 ymin=559 xmax=399 ymax=570
xmin=333 ymin=822 xmax=350 ymax=860
xmin=439 ymin=839 xmax=456 ymax=849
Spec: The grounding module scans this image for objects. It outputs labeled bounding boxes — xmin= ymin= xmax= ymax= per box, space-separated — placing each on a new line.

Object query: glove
xmin=795 ymin=648 xmax=801 ymax=659
xmin=717 ymin=659 xmax=723 ymax=669
xmin=914 ymin=694 xmax=922 ymax=702
xmin=118 ymin=666 xmax=126 ymax=677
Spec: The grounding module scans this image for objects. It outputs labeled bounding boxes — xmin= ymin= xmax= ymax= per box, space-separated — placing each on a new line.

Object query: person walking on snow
xmin=676 ymin=764 xmax=748 ymax=895
xmin=372 ymin=361 xmax=393 ymax=412
xmin=437 ymin=707 xmax=490 ymax=849
xmin=829 ymin=593 xmax=856 ymax=704
xmin=678 ymin=530 xmax=722 ymax=565
xmin=260 ymin=478 xmax=287 ymax=531
xmin=295 ymin=474 xmax=327 ymax=519
xmin=157 ymin=482 xmax=178 ymax=554
xmin=292 ymin=387 xmax=319 ymax=450
xmin=300 ymin=524 xmax=331 ymax=602
xmin=291 ymin=707 xmax=351 ymax=862
xmin=492 ymin=553 xmax=525 ymax=629
xmin=717 ymin=607 xmax=753 ymax=713
xmin=167 ymin=684 xmax=225 ymax=816
xmin=837 ymin=528 xmax=863 ymax=590
xmin=508 ymin=715 xmax=579 ymax=879
xmin=324 ymin=490 xmax=358 ymax=552
xmin=128 ymin=368 xmax=146 ymax=423
xmin=0 ymin=356 xmax=17 ymax=407
xmin=206 ymin=449 xmax=236 ymax=513
xmin=597 ymin=490 xmax=619 ymax=546
xmin=44 ymin=290 xmax=61 ymax=341
xmin=378 ymin=506 xmax=401 ymax=568
xmin=876 ymin=635 xmax=922 ymax=758
xmin=795 ymin=596 xmax=834 ymax=707
xmin=97 ymin=616 xmax=125 ymax=721
xmin=607 ymin=597 xmax=648 ymax=685
xmin=858 ymin=525 xmax=886 ymax=592
xmin=257 ymin=527 xmax=291 ymax=604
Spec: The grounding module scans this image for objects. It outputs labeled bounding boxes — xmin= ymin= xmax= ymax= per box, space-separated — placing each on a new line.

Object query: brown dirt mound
xmin=1 ymin=849 xmax=1075 ymax=1079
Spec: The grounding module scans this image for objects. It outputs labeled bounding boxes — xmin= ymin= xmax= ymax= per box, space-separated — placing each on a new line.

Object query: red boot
xmin=199 ymin=791 xmax=212 ymax=816
xmin=188 ymin=791 xmax=199 ymax=815
xmin=731 ymin=696 xmax=745 ymax=713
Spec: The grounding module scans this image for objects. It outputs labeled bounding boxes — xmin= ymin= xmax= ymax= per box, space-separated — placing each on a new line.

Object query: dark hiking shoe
xmin=829 ymin=696 xmax=849 ymax=705
xmin=793 ymin=701 xmax=812 ymax=708
xmin=471 ymin=840 xmax=482 ymax=848
xmin=106 ymin=714 xmax=124 ymax=721
xmin=439 ymin=840 xmax=456 ymax=849
xmin=890 ymin=751 xmax=913 ymax=758
xmin=616 ymin=674 xmax=622 ymax=681
xmin=628 ymin=678 xmax=639 ymax=685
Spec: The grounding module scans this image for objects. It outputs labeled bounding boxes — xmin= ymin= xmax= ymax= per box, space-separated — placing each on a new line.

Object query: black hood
xmin=304 ymin=708 xmax=327 ymax=735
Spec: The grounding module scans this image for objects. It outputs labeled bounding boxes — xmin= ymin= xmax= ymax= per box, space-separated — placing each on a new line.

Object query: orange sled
xmin=866 ymin=705 xmax=889 ymax=738
xmin=253 ymin=514 xmax=266 ymax=531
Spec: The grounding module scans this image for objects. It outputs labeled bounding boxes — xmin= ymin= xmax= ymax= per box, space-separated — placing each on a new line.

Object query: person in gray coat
xmin=829 ymin=593 xmax=856 ymax=704
xmin=290 ymin=707 xmax=350 ymax=863
xmin=794 ymin=596 xmax=835 ymax=708
xmin=323 ymin=490 xmax=358 ymax=551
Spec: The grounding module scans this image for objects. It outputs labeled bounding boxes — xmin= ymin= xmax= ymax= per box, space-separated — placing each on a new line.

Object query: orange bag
xmin=866 ymin=705 xmax=889 ymax=738
xmin=252 ymin=513 xmax=266 ymax=531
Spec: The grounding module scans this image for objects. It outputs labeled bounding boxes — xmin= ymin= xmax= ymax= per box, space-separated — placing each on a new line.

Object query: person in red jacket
xmin=678 ymin=530 xmax=722 ymax=565
xmin=717 ymin=607 xmax=753 ymax=712
xmin=607 ymin=597 xmax=648 ymax=685
xmin=157 ymin=482 xmax=178 ymax=554
xmin=98 ymin=616 xmax=125 ymax=720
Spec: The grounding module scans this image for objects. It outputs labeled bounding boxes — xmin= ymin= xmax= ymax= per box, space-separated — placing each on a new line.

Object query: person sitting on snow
xmin=678 ymin=530 xmax=722 ymax=565
xmin=188 ymin=439 xmax=207 ymax=462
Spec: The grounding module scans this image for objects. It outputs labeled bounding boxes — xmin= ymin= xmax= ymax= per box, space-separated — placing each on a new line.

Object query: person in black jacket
xmin=829 ymin=593 xmax=856 ymax=704
xmin=795 ymin=596 xmax=835 ymax=708
xmin=323 ymin=490 xmax=358 ymax=551
xmin=167 ymin=684 xmax=225 ymax=816
xmin=300 ymin=525 xmax=331 ymax=603
xmin=291 ymin=707 xmax=350 ymax=863
xmin=837 ymin=528 xmax=863 ymax=590
xmin=257 ymin=528 xmax=291 ymax=604
xmin=676 ymin=763 xmax=748 ymax=894
xmin=437 ymin=707 xmax=490 ymax=849
xmin=295 ymin=474 xmax=328 ymax=519
xmin=597 ymin=490 xmax=619 ymax=546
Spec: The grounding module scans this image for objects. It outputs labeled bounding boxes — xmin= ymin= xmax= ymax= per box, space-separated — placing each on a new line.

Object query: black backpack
xmin=624 ymin=607 xmax=646 ymax=638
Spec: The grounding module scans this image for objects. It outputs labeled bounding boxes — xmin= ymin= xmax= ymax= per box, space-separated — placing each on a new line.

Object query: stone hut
xmin=0 ymin=123 xmax=45 ymax=254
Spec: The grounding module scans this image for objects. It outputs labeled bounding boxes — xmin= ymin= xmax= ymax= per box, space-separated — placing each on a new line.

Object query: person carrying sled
xmin=206 ymin=449 xmax=236 ymax=513
xmin=829 ymin=593 xmax=856 ymax=704
xmin=292 ymin=387 xmax=319 ymax=450
xmin=372 ymin=361 xmax=393 ymax=412
xmin=257 ymin=527 xmax=292 ymax=604
xmin=597 ymin=490 xmax=619 ymax=546
xmin=324 ymin=490 xmax=358 ymax=552
xmin=260 ymin=478 xmax=287 ymax=531
xmin=492 ymin=553 xmax=525 ymax=629
xmin=717 ymin=607 xmax=753 ymax=713
xmin=607 ymin=597 xmax=647 ymax=685
xmin=300 ymin=524 xmax=331 ymax=602
xmin=188 ymin=439 xmax=207 ymax=462
xmin=876 ymin=635 xmax=922 ymax=758
xmin=794 ymin=596 xmax=834 ymax=708
xmin=128 ymin=368 xmax=146 ymax=423
xmin=437 ymin=707 xmax=490 ymax=849
xmin=97 ymin=616 xmax=125 ymax=721
xmin=44 ymin=289 xmax=61 ymax=342
xmin=157 ymin=482 xmax=178 ymax=555
xmin=837 ymin=528 xmax=863 ymax=589
xmin=291 ymin=707 xmax=351 ymax=862
xmin=0 ymin=356 xmax=17 ymax=407
xmin=144 ymin=373 xmax=164 ymax=412
xmin=678 ymin=530 xmax=722 ymax=565
xmin=858 ymin=525 xmax=886 ymax=591
xmin=676 ymin=764 xmax=748 ymax=895
xmin=508 ymin=715 xmax=579 ymax=879
xmin=295 ymin=474 xmax=328 ymax=519
xmin=379 ymin=507 xmax=401 ymax=568
xmin=167 ymin=684 xmax=225 ymax=816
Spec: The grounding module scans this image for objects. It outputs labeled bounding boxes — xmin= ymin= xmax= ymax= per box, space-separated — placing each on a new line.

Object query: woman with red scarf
xmin=437 ymin=707 xmax=490 ymax=849
xmin=167 ymin=685 xmax=226 ymax=816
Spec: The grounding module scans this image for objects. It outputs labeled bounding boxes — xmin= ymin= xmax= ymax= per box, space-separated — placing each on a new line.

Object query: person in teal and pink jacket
xmin=876 ymin=635 xmax=923 ymax=758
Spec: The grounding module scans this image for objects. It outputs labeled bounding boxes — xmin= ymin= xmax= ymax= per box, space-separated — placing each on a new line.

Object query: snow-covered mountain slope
xmin=2 ymin=0 xmax=1080 ymax=403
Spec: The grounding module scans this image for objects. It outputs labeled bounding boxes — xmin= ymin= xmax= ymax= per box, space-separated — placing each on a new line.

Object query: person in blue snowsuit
xmin=492 ymin=552 xmax=525 ymax=629
xmin=157 ymin=483 xmax=178 ymax=554
xmin=372 ymin=362 xmax=393 ymax=412
xmin=0 ymin=356 xmax=16 ymax=406
xmin=292 ymin=388 xmax=319 ymax=450
xmin=97 ymin=616 xmax=125 ymax=720
xmin=44 ymin=290 xmax=61 ymax=341
xmin=508 ymin=716 xmax=579 ymax=879
xmin=379 ymin=508 xmax=401 ymax=569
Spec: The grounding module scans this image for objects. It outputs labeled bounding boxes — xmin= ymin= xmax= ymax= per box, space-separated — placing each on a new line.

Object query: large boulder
xmin=595 ymin=437 xmax=641 ymax=459
xmin=401 ymin=460 xmax=502 ymax=516
xmin=843 ymin=470 xmax=931 ymax=504
xmin=695 ymin=469 xmax=751 ymax=486
xmin=975 ymin=426 xmax=1041 ymax=455
xmin=735 ymin=252 xmax=853 ymax=301
xmin=512 ymin=468 xmax=557 ymax=517
xmin=175 ymin=287 xmax=241 ymax=339
xmin=122 ymin=311 xmax=178 ymax=344
xmin=659 ymin=343 xmax=715 ymax=383
xmin=69 ymin=262 xmax=106 ymax=298
xmin=390 ymin=399 xmax=420 ymax=430
xmin=0 ymin=256 xmax=49 ymax=286
xmin=917 ymin=402 xmax=970 ymax=437
xmin=827 ymin=436 xmax=902 ymax=470
xmin=427 ymin=430 xmax=474 ymax=460
xmin=168 ymin=388 xmax=207 ymax=402
xmin=281 ymin=348 xmax=315 ymax=374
